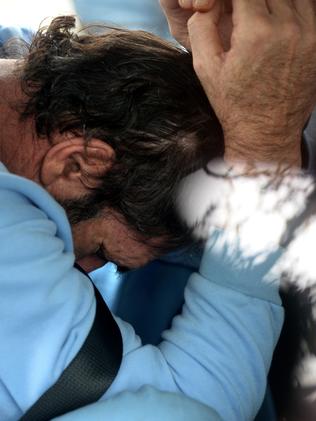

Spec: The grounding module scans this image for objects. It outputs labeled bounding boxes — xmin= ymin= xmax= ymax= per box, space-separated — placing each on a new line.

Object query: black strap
xmin=20 ymin=265 xmax=123 ymax=421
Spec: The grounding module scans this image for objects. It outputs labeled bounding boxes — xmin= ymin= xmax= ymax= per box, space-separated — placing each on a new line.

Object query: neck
xmin=0 ymin=59 xmax=50 ymax=183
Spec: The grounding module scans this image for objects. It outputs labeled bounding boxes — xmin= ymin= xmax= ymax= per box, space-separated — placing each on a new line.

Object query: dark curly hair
xmin=19 ymin=16 xmax=224 ymax=251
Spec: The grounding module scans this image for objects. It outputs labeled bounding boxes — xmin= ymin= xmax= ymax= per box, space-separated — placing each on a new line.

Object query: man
xmin=1 ymin=1 xmax=316 ymax=420
xmin=0 ymin=13 xmax=265 ymax=421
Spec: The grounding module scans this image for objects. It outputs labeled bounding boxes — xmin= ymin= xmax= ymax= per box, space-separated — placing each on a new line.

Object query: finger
xmin=223 ymin=0 xmax=233 ymax=13
xmin=292 ymin=0 xmax=316 ymax=24
xmin=160 ymin=0 xmax=182 ymax=10
xmin=193 ymin=0 xmax=217 ymax=12
xmin=179 ymin=0 xmax=194 ymax=9
xmin=232 ymin=0 xmax=270 ymax=23
xmin=159 ymin=0 xmax=180 ymax=9
xmin=179 ymin=0 xmax=216 ymax=11
xmin=266 ymin=0 xmax=295 ymax=18
xmin=188 ymin=4 xmax=224 ymax=77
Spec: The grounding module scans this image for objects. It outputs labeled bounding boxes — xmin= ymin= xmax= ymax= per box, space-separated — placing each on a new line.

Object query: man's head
xmin=19 ymin=16 xmax=223 ymax=269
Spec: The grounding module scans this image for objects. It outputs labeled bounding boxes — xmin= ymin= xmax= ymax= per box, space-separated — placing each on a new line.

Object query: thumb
xmin=188 ymin=3 xmax=224 ymax=80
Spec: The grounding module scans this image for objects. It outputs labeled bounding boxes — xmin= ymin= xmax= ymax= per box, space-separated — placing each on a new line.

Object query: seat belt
xmin=20 ymin=264 xmax=123 ymax=421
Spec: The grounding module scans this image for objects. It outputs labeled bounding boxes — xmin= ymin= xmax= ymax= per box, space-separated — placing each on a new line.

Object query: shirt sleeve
xmin=106 ymin=228 xmax=284 ymax=421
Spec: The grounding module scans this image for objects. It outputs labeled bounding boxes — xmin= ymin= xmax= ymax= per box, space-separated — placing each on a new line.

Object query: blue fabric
xmin=0 ymin=163 xmax=96 ymax=421
xmin=91 ymin=262 xmax=123 ymax=312
xmin=54 ymin=386 xmax=221 ymax=421
xmin=0 ymin=162 xmax=284 ymax=420
xmin=115 ymin=258 xmax=191 ymax=344
xmin=255 ymin=386 xmax=277 ymax=421
xmin=91 ymin=243 xmax=202 ymax=344
xmin=113 ymin=246 xmax=278 ymax=420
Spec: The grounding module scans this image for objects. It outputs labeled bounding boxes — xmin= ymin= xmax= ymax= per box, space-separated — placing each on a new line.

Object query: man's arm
xmin=162 ymin=0 xmax=316 ymax=166
xmin=187 ymin=0 xmax=316 ymax=167
xmin=107 ymin=225 xmax=283 ymax=421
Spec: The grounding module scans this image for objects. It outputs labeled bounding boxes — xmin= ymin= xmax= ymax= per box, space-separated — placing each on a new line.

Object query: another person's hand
xmin=188 ymin=0 xmax=316 ymax=166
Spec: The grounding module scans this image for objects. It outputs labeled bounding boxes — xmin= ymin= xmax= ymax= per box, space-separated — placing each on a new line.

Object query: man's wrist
xmin=223 ymin=131 xmax=302 ymax=168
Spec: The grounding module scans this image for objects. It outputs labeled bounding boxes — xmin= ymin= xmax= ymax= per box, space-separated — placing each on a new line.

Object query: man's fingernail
xmin=179 ymin=0 xmax=193 ymax=9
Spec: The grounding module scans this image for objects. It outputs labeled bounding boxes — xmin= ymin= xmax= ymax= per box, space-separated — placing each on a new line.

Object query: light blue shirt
xmin=0 ymin=162 xmax=284 ymax=421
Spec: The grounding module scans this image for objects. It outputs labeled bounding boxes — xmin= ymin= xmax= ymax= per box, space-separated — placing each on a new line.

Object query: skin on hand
xmin=186 ymin=0 xmax=316 ymax=167
xmin=160 ymin=0 xmax=232 ymax=50
xmin=160 ymin=0 xmax=217 ymax=49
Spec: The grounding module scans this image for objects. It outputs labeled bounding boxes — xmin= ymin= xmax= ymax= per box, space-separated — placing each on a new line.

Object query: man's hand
xmin=159 ymin=0 xmax=215 ymax=49
xmin=188 ymin=0 xmax=316 ymax=166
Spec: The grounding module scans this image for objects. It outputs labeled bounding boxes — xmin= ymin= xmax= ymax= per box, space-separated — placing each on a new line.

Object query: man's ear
xmin=40 ymin=135 xmax=115 ymax=200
